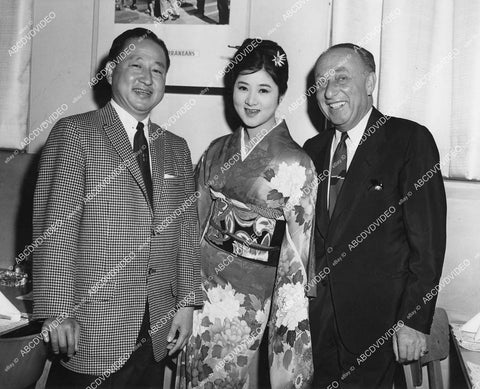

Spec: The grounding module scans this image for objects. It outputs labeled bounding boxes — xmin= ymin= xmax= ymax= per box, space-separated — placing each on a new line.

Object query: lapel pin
xmin=370 ymin=179 xmax=383 ymax=191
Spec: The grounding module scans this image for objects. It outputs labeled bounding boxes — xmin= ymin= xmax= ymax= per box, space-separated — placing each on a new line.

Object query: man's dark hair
xmin=327 ymin=43 xmax=376 ymax=73
xmin=108 ymin=28 xmax=170 ymax=71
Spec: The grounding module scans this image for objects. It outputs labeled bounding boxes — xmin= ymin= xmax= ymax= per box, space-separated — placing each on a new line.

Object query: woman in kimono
xmin=183 ymin=39 xmax=318 ymax=388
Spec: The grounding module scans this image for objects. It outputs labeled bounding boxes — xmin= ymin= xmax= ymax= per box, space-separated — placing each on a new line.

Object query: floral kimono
xmin=182 ymin=121 xmax=317 ymax=388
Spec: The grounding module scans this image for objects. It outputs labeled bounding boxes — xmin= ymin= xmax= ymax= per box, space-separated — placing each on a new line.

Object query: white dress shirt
xmin=327 ymin=107 xmax=372 ymax=209
xmin=110 ymin=99 xmax=152 ymax=172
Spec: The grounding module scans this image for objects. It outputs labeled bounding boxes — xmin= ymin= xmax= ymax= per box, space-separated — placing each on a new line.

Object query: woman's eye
xmin=237 ymin=85 xmax=247 ymax=91
xmin=259 ymin=88 xmax=270 ymax=94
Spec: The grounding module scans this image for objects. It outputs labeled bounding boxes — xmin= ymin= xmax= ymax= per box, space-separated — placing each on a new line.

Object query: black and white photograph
xmin=1 ymin=1 xmax=479 ymax=389
xmin=114 ymin=0 xmax=231 ymax=25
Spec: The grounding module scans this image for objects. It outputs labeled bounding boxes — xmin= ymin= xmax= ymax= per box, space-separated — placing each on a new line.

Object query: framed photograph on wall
xmin=93 ymin=0 xmax=252 ymax=90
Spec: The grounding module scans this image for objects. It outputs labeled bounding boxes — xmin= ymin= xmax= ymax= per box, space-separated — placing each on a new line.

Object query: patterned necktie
xmin=329 ymin=132 xmax=348 ymax=218
xmin=133 ymin=122 xmax=153 ymax=205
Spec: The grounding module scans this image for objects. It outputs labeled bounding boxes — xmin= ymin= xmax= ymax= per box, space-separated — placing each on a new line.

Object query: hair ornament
xmin=272 ymin=51 xmax=286 ymax=67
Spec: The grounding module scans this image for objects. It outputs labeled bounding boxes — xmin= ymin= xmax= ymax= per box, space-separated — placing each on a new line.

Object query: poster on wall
xmin=114 ymin=0 xmax=230 ymax=25
xmin=93 ymin=0 xmax=251 ymax=89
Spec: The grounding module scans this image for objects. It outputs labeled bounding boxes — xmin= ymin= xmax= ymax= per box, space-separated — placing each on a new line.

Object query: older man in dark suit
xmin=33 ymin=28 xmax=202 ymax=388
xmin=304 ymin=43 xmax=446 ymax=388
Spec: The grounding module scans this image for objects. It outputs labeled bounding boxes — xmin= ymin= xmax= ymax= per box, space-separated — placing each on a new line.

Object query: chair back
xmin=410 ymin=308 xmax=450 ymax=388
xmin=0 ymin=321 xmax=48 ymax=389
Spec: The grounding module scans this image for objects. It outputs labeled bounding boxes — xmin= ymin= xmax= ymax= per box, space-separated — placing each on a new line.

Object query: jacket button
xmin=148 ymin=268 xmax=156 ymax=275
xmin=327 ymin=247 xmax=333 ymax=254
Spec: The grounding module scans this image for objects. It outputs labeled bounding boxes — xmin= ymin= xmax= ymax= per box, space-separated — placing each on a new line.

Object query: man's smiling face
xmin=315 ymin=47 xmax=375 ymax=132
xmin=108 ymin=37 xmax=167 ymax=121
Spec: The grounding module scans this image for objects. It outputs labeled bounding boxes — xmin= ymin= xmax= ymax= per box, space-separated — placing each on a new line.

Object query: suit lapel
xmin=100 ymin=103 xmax=153 ymax=212
xmin=328 ymin=108 xmax=386 ymax=234
xmin=315 ymin=130 xmax=334 ymax=239
xmin=149 ymin=122 xmax=165 ymax=215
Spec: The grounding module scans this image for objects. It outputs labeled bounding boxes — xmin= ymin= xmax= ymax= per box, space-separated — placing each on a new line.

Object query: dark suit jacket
xmin=304 ymin=107 xmax=446 ymax=354
xmin=33 ymin=103 xmax=202 ymax=374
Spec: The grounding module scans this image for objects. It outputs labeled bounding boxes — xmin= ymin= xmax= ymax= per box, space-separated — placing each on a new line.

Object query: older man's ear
xmin=105 ymin=61 xmax=116 ymax=85
xmin=366 ymin=71 xmax=377 ymax=96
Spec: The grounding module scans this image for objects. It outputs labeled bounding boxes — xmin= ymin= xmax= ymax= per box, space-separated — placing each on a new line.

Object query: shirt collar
xmin=335 ymin=107 xmax=373 ymax=146
xmin=110 ymin=99 xmax=150 ymax=131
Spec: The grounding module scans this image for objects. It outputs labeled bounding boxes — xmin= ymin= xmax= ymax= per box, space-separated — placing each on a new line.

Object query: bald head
xmin=317 ymin=43 xmax=375 ymax=74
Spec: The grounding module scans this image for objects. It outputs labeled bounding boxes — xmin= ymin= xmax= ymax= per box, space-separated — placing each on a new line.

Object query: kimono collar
xmin=240 ymin=120 xmax=284 ymax=161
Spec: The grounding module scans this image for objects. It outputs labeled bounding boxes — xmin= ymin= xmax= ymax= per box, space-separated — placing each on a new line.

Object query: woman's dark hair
xmin=108 ymin=28 xmax=170 ymax=71
xmin=226 ymin=39 xmax=289 ymax=96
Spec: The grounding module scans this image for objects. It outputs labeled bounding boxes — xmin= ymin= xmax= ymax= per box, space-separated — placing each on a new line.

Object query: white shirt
xmin=327 ymin=107 xmax=372 ymax=209
xmin=110 ymin=99 xmax=152 ymax=172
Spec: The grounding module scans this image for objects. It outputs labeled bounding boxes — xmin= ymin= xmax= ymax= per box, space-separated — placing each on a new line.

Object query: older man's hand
xmin=167 ymin=306 xmax=194 ymax=356
xmin=41 ymin=317 xmax=80 ymax=358
xmin=393 ymin=324 xmax=427 ymax=363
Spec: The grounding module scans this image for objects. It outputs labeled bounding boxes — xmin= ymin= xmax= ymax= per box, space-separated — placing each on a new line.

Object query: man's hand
xmin=41 ymin=318 xmax=80 ymax=358
xmin=393 ymin=324 xmax=427 ymax=363
xmin=166 ymin=307 xmax=194 ymax=356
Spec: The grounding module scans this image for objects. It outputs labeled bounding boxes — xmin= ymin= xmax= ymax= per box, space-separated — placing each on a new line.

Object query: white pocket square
xmin=164 ymin=173 xmax=176 ymax=178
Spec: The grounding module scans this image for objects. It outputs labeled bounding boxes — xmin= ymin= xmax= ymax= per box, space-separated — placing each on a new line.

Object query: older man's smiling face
xmin=315 ymin=47 xmax=375 ymax=132
xmin=108 ymin=38 xmax=167 ymax=121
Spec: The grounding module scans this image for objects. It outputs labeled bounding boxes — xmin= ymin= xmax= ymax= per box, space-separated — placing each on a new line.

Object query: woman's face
xmin=233 ymin=68 xmax=281 ymax=133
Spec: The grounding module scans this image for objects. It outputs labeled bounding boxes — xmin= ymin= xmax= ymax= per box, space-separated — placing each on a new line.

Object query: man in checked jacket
xmin=33 ymin=28 xmax=202 ymax=388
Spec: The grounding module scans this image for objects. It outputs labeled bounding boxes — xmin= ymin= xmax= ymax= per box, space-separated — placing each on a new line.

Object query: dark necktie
xmin=329 ymin=132 xmax=348 ymax=218
xmin=133 ymin=122 xmax=153 ymax=205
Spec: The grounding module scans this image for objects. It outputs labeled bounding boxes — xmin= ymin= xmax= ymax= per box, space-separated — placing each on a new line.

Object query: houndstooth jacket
xmin=33 ymin=102 xmax=203 ymax=375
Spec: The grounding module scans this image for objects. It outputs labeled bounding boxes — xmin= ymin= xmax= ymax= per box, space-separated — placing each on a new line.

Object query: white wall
xmin=437 ymin=180 xmax=480 ymax=323
xmin=153 ymin=93 xmax=230 ymax=165
xmin=29 ymin=0 xmax=97 ymax=153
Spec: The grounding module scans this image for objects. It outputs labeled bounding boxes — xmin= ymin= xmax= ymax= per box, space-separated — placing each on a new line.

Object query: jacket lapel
xmin=100 ymin=103 xmax=153 ymax=212
xmin=328 ymin=108 xmax=386 ymax=234
xmin=149 ymin=122 xmax=165 ymax=215
xmin=315 ymin=130 xmax=334 ymax=240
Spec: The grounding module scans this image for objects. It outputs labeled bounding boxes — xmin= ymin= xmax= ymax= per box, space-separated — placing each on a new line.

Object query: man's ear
xmin=105 ymin=61 xmax=116 ymax=85
xmin=366 ymin=72 xmax=376 ymax=96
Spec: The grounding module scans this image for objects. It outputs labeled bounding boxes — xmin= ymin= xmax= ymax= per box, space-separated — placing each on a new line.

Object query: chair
xmin=0 ymin=321 xmax=48 ymax=389
xmin=394 ymin=308 xmax=450 ymax=389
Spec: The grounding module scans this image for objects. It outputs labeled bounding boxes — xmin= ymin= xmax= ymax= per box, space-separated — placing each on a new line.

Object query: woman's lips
xmin=245 ymin=108 xmax=260 ymax=117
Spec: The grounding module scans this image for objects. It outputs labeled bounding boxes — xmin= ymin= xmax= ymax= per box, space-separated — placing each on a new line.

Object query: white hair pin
xmin=272 ymin=51 xmax=286 ymax=67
